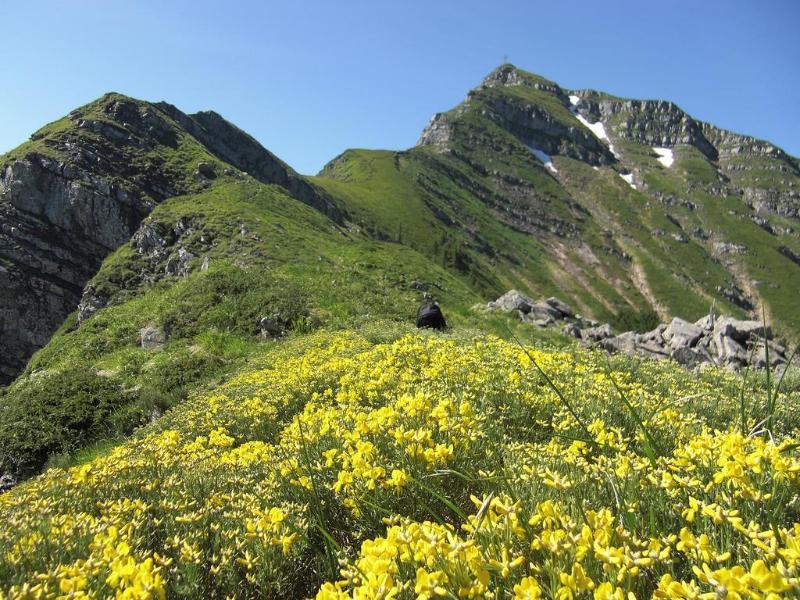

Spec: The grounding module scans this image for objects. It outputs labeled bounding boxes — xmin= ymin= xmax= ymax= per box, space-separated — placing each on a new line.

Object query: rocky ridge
xmin=487 ymin=290 xmax=795 ymax=373
xmin=0 ymin=93 xmax=341 ymax=384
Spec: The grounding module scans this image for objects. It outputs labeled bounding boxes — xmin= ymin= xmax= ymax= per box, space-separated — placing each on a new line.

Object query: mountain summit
xmin=0 ymin=65 xmax=798 ymax=478
xmin=1 ymin=64 xmax=800 ymax=599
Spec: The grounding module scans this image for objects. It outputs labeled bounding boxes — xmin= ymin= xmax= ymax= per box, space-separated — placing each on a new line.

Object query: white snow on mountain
xmin=653 ymin=147 xmax=674 ymax=167
xmin=620 ymin=172 xmax=636 ymax=189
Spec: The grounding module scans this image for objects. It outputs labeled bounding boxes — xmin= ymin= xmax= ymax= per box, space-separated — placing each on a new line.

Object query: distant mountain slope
xmin=315 ymin=65 xmax=800 ymax=336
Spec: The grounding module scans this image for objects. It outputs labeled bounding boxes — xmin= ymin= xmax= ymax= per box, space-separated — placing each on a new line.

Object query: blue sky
xmin=0 ymin=0 xmax=797 ymax=175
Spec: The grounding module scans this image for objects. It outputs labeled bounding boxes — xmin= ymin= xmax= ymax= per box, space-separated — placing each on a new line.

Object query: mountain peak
xmin=479 ymin=64 xmax=563 ymax=94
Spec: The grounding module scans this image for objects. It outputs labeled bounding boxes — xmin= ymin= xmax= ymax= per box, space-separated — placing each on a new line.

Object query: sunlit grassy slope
xmin=2 ymin=327 xmax=799 ymax=598
xmin=0 ymin=177 xmax=480 ymax=479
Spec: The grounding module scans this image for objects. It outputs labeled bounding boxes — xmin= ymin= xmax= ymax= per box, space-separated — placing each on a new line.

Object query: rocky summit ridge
xmin=1 ymin=65 xmax=799 ymax=481
xmin=0 ymin=93 xmax=338 ymax=384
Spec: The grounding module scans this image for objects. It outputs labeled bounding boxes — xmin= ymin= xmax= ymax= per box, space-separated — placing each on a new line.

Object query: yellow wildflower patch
xmin=0 ymin=331 xmax=798 ymax=598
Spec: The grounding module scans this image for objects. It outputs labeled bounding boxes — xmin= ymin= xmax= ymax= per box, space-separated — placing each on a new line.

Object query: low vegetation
xmin=2 ymin=327 xmax=798 ymax=598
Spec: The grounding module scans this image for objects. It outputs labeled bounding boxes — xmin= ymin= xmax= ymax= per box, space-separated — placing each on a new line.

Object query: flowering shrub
xmin=1 ymin=330 xmax=798 ymax=598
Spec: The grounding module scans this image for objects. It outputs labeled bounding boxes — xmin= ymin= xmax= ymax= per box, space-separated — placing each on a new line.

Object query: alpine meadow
xmin=1 ymin=60 xmax=800 ymax=600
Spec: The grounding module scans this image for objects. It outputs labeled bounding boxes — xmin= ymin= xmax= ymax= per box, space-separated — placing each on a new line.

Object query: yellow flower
xmin=415 ymin=569 xmax=448 ymax=599
xmin=514 ymin=576 xmax=542 ymax=599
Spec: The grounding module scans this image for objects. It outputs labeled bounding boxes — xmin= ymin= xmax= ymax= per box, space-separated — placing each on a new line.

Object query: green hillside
xmin=1 ymin=64 xmax=800 ymax=599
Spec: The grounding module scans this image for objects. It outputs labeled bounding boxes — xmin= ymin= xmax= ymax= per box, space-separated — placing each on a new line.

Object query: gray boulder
xmin=583 ymin=323 xmax=614 ymax=342
xmin=488 ymin=290 xmax=534 ymax=314
xmin=663 ymin=317 xmax=702 ymax=349
xmin=640 ymin=324 xmax=666 ymax=346
xmin=140 ymin=326 xmax=167 ymax=349
xmin=694 ymin=313 xmax=715 ymax=331
xmin=196 ymin=161 xmax=217 ymax=179
xmin=530 ymin=301 xmax=564 ymax=321
xmin=671 ymin=346 xmax=712 ymax=369
xmin=713 ymin=334 xmax=747 ymax=367
xmin=545 ymin=297 xmax=574 ymax=318
xmin=77 ymin=286 xmax=108 ymax=324
xmin=562 ymin=322 xmax=582 ymax=338
xmin=714 ymin=316 xmax=770 ymax=344
xmin=603 ymin=331 xmax=639 ymax=353
xmin=750 ymin=343 xmax=787 ymax=370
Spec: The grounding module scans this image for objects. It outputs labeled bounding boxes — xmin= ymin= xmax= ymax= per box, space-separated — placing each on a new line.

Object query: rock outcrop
xmin=487 ymin=290 xmax=794 ymax=372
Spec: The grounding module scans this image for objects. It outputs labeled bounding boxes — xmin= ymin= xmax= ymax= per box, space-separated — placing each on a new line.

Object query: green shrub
xmin=612 ymin=307 xmax=661 ymax=333
xmin=0 ymin=368 xmax=124 ymax=477
xmin=161 ymin=266 xmax=310 ymax=339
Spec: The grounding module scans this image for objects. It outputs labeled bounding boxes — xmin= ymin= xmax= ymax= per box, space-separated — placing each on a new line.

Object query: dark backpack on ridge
xmin=416 ymin=303 xmax=447 ymax=330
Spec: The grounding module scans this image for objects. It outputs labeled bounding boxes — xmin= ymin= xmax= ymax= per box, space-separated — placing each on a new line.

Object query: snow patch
xmin=568 ymin=95 xmax=580 ymax=106
xmin=528 ymin=146 xmax=558 ymax=174
xmin=574 ymin=112 xmax=619 ymax=158
xmin=575 ymin=114 xmax=607 ymax=141
xmin=653 ymin=147 xmax=674 ymax=167
xmin=619 ymin=172 xmax=636 ymax=189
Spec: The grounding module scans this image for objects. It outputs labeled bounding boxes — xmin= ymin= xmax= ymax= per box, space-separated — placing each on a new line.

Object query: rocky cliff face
xmin=0 ymin=93 xmax=344 ymax=385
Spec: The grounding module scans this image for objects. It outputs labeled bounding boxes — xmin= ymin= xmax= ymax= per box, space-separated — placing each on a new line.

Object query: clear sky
xmin=0 ymin=0 xmax=797 ymax=175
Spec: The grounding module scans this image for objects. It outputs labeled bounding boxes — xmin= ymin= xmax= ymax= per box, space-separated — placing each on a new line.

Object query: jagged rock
xmin=77 ymin=286 xmax=108 ymax=323
xmin=603 ymin=331 xmax=639 ymax=353
xmin=259 ymin=314 xmax=285 ymax=339
xmin=663 ymin=317 xmax=702 ymax=350
xmin=694 ymin=314 xmax=715 ymax=331
xmin=545 ymin=297 xmax=574 ymax=318
xmin=640 ymin=324 xmax=666 ymax=346
xmin=0 ymin=472 xmax=17 ymax=493
xmin=140 ymin=326 xmax=166 ymax=349
xmin=530 ymin=301 xmax=563 ymax=321
xmin=196 ymin=161 xmax=217 ymax=179
xmin=488 ymin=290 xmax=534 ymax=314
xmin=562 ymin=322 xmax=582 ymax=338
xmin=714 ymin=316 xmax=770 ymax=344
xmin=751 ymin=343 xmax=787 ymax=370
xmin=165 ymin=247 xmax=195 ymax=276
xmin=173 ymin=216 xmax=195 ymax=236
xmin=713 ymin=334 xmax=747 ymax=367
xmin=671 ymin=347 xmax=712 ymax=369
xmin=132 ymin=223 xmax=171 ymax=258
xmin=583 ymin=323 xmax=613 ymax=342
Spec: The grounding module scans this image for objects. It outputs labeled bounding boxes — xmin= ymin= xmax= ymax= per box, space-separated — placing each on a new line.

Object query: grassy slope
xmin=1 ymin=326 xmax=799 ymax=597
xmin=0 ymin=176 xmax=485 ymax=477
xmin=0 ymin=93 xmax=225 ymax=200
xmin=314 ymin=67 xmax=800 ymax=339
xmin=3 ymin=69 xmax=799 ymax=487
